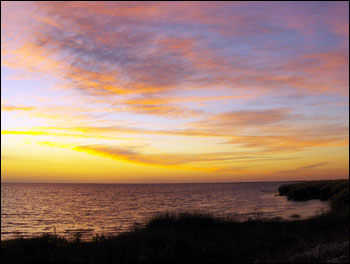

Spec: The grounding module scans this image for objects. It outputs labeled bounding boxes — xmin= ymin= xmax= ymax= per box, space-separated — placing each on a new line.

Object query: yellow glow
xmin=2 ymin=131 xmax=348 ymax=183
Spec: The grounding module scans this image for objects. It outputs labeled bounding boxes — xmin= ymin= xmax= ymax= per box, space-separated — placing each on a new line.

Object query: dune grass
xmin=2 ymin=180 xmax=349 ymax=263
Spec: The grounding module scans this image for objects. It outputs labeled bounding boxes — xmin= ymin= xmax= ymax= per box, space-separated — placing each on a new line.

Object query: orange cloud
xmin=68 ymin=144 xmax=294 ymax=172
xmin=35 ymin=142 xmax=225 ymax=172
xmin=189 ymin=108 xmax=297 ymax=133
xmin=228 ymin=133 xmax=348 ymax=153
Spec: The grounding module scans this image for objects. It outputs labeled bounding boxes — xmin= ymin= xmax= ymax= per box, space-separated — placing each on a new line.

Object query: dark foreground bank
xmin=2 ymin=179 xmax=348 ymax=263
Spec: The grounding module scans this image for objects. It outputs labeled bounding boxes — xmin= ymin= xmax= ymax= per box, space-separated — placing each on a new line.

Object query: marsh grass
xmin=2 ymin=180 xmax=348 ymax=263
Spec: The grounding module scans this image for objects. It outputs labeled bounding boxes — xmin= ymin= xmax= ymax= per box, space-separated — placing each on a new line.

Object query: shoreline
xmin=1 ymin=188 xmax=330 ymax=241
xmin=2 ymin=179 xmax=348 ymax=263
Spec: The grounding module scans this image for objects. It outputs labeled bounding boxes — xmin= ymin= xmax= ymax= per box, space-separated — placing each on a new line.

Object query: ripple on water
xmin=1 ymin=182 xmax=329 ymax=240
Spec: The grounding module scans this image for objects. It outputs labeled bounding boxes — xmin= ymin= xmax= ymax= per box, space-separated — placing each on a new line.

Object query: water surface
xmin=1 ymin=182 xmax=329 ymax=240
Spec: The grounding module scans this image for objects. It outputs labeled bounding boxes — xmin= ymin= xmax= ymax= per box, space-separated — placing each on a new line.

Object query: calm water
xmin=1 ymin=182 xmax=329 ymax=240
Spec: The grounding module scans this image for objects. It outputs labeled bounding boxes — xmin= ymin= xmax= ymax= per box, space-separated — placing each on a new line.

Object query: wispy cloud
xmin=1 ymin=104 xmax=35 ymax=111
xmin=276 ymin=162 xmax=329 ymax=174
xmin=4 ymin=2 xmax=348 ymax=100
xmin=189 ymin=108 xmax=297 ymax=132
xmin=2 ymin=2 xmax=348 ymax=181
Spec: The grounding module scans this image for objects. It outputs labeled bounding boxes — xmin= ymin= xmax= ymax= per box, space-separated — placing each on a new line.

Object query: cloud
xmin=65 ymin=144 xmax=296 ymax=172
xmin=1 ymin=102 xmax=114 ymax=126
xmin=1 ymin=104 xmax=35 ymax=111
xmin=189 ymin=108 xmax=297 ymax=134
xmin=36 ymin=142 xmax=254 ymax=172
xmin=227 ymin=132 xmax=348 ymax=153
xmin=276 ymin=162 xmax=329 ymax=174
xmin=4 ymin=1 xmax=348 ymax=102
xmin=0 ymin=130 xmax=134 ymax=141
xmin=22 ymin=119 xmax=349 ymax=154
xmin=28 ymin=126 xmax=230 ymax=139
xmin=2 ymin=2 xmax=348 ymax=181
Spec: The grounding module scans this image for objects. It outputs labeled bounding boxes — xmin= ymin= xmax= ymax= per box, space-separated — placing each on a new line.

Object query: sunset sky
xmin=1 ymin=1 xmax=349 ymax=183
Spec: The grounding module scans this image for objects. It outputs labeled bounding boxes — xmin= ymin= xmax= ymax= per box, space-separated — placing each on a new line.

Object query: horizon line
xmin=1 ymin=178 xmax=348 ymax=185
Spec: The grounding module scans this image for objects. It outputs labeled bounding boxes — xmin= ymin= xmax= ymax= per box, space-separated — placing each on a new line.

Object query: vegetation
xmin=278 ymin=179 xmax=348 ymax=200
xmin=278 ymin=179 xmax=349 ymax=210
xmin=2 ymin=179 xmax=348 ymax=263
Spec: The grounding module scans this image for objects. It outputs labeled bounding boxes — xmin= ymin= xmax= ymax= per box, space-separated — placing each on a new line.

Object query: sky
xmin=1 ymin=1 xmax=349 ymax=183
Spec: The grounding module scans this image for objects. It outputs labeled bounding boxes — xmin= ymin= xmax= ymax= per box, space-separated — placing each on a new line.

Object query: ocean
xmin=1 ymin=182 xmax=329 ymax=240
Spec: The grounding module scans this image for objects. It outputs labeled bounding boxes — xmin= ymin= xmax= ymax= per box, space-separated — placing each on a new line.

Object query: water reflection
xmin=1 ymin=182 xmax=329 ymax=240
